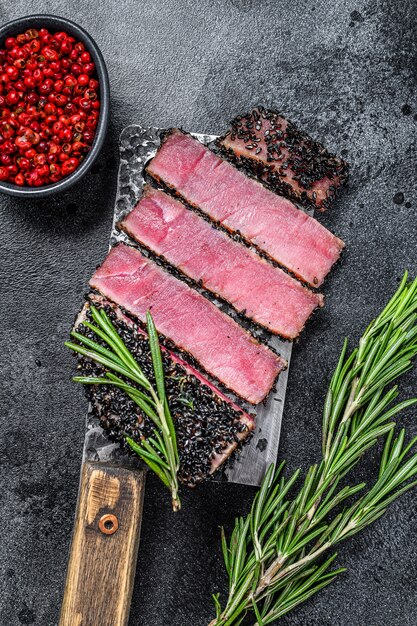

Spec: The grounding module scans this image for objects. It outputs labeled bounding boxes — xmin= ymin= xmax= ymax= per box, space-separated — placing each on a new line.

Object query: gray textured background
xmin=1 ymin=1 xmax=417 ymax=624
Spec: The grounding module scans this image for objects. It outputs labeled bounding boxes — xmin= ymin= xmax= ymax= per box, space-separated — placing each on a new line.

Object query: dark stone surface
xmin=1 ymin=1 xmax=417 ymax=624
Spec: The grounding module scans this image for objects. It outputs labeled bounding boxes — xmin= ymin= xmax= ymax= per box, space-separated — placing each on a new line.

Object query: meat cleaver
xmin=59 ymin=126 xmax=294 ymax=625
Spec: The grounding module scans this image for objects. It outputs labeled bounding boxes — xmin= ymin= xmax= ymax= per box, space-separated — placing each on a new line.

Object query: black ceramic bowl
xmin=0 ymin=14 xmax=110 ymax=197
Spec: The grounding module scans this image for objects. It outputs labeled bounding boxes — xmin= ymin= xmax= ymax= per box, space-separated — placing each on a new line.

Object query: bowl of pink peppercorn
xmin=0 ymin=14 xmax=109 ymax=197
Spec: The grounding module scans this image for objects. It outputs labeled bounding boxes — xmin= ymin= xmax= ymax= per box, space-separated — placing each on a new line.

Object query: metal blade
xmin=82 ymin=415 xmax=141 ymax=472
xmin=83 ymin=409 xmax=133 ymax=465
xmin=89 ymin=124 xmax=298 ymax=486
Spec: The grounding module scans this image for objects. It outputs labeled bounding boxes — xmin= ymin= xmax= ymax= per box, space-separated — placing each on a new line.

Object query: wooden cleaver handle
xmin=59 ymin=461 xmax=146 ymax=626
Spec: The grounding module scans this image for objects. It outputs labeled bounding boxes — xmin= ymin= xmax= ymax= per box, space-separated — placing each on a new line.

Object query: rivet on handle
xmin=98 ymin=513 xmax=119 ymax=535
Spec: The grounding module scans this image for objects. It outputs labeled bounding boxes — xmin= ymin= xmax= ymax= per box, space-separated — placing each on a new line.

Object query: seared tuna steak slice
xmin=75 ymin=297 xmax=255 ymax=485
xmin=218 ymin=107 xmax=348 ymax=212
xmin=89 ymin=243 xmax=285 ymax=404
xmin=119 ymin=186 xmax=323 ymax=339
xmin=146 ymin=129 xmax=344 ymax=287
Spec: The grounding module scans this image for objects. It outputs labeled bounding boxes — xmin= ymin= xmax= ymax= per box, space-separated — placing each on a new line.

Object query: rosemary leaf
xmin=209 ymin=273 xmax=417 ymax=625
xmin=66 ymin=304 xmax=181 ymax=511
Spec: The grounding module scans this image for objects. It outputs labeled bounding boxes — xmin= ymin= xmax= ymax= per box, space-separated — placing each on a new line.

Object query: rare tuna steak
xmin=146 ymin=129 xmax=344 ymax=287
xmin=218 ymin=107 xmax=348 ymax=211
xmin=75 ymin=296 xmax=255 ymax=485
xmin=119 ymin=186 xmax=323 ymax=339
xmin=89 ymin=243 xmax=286 ymax=404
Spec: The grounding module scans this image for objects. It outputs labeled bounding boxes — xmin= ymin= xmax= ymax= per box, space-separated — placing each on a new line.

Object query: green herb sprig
xmin=65 ymin=304 xmax=181 ymax=511
xmin=209 ymin=272 xmax=417 ymax=625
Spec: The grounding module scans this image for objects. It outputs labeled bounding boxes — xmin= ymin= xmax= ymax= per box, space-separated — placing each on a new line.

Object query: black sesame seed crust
xmin=74 ymin=303 xmax=253 ymax=486
xmin=217 ymin=106 xmax=349 ymax=212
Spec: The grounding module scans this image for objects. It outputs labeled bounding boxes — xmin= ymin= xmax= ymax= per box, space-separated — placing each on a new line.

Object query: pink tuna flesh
xmin=120 ymin=186 xmax=323 ymax=339
xmin=147 ymin=129 xmax=344 ymax=287
xmin=89 ymin=243 xmax=286 ymax=404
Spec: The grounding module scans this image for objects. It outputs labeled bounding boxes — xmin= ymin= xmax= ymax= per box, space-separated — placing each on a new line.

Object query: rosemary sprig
xmin=209 ymin=272 xmax=417 ymax=625
xmin=65 ymin=305 xmax=181 ymax=511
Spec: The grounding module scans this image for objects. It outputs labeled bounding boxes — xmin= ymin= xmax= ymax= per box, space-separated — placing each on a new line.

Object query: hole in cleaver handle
xmin=59 ymin=460 xmax=146 ymax=626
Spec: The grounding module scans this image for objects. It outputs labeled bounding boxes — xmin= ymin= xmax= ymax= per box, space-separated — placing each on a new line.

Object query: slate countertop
xmin=1 ymin=1 xmax=417 ymax=625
